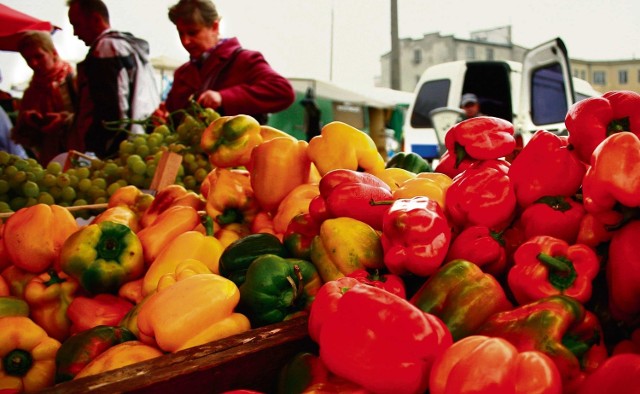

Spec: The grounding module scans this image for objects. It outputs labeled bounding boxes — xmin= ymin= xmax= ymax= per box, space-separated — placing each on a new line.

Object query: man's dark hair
xmin=67 ymin=0 xmax=110 ymax=23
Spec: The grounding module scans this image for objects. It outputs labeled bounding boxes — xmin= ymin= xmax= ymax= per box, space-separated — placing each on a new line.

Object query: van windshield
xmin=410 ymin=79 xmax=450 ymax=128
xmin=531 ymin=64 xmax=569 ymax=125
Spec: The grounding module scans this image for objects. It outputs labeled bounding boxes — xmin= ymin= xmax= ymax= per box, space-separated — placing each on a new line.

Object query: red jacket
xmin=165 ymin=37 xmax=295 ymax=120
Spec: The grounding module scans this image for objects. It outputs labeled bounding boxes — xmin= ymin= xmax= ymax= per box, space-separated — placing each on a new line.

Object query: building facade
xmin=379 ymin=26 xmax=640 ymax=94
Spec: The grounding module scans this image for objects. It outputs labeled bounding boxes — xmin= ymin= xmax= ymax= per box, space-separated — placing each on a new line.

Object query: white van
xmin=402 ymin=38 xmax=601 ymax=159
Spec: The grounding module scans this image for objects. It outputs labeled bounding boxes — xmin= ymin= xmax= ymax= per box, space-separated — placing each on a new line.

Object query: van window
xmin=409 ymin=79 xmax=450 ymax=128
xmin=531 ymin=63 xmax=568 ymax=125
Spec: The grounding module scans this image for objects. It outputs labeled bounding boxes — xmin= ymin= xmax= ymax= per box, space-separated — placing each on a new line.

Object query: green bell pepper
xmin=219 ymin=232 xmax=288 ymax=287
xmin=0 ymin=295 xmax=30 ymax=317
xmin=410 ymin=259 xmax=512 ymax=341
xmin=238 ymin=254 xmax=321 ymax=328
xmin=59 ymin=221 xmax=145 ymax=295
xmin=385 ymin=151 xmax=432 ymax=173
xmin=55 ymin=325 xmax=136 ymax=383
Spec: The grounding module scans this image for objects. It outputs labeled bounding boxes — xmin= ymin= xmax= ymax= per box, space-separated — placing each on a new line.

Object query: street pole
xmin=390 ymin=0 xmax=401 ymax=90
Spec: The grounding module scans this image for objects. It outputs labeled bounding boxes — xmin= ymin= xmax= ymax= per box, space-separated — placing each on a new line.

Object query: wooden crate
xmin=41 ymin=316 xmax=315 ymax=394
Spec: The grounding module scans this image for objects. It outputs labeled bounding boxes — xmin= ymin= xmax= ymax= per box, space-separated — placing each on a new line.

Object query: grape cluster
xmin=0 ymin=106 xmax=219 ymax=214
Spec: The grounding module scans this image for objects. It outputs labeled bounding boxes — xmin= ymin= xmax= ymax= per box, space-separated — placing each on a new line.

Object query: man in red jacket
xmin=164 ymin=0 xmax=295 ymax=124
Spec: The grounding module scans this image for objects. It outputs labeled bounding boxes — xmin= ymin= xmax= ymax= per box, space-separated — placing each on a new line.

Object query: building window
xmin=593 ymin=71 xmax=606 ymax=85
xmin=619 ymin=70 xmax=628 ymax=84
xmin=486 ymin=48 xmax=494 ymax=60
xmin=413 ymin=49 xmax=422 ymax=65
xmin=466 ymin=46 xmax=476 ymax=60
xmin=580 ymin=70 xmax=586 ymax=80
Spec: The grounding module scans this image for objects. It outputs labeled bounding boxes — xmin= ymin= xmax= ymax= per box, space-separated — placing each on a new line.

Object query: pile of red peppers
xmin=299 ymin=91 xmax=640 ymax=394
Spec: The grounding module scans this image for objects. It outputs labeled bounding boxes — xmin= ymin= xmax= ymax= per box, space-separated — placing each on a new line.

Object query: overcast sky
xmin=1 ymin=0 xmax=639 ymax=92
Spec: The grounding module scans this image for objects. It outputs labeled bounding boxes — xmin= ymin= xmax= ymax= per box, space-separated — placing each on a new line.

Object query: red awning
xmin=0 ymin=4 xmax=59 ymax=52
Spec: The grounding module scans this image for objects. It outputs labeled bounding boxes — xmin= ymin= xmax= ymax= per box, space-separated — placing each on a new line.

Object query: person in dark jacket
xmin=67 ymin=0 xmax=160 ymax=158
xmin=164 ymin=0 xmax=295 ymax=124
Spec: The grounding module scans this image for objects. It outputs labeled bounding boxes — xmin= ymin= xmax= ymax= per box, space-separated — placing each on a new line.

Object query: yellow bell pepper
xmin=142 ymin=228 xmax=224 ymax=296
xmin=203 ymin=168 xmax=259 ymax=231
xmin=307 ymin=121 xmax=386 ymax=176
xmin=214 ymin=223 xmax=251 ymax=249
xmin=136 ymin=205 xmax=201 ymax=265
xmin=200 ymin=114 xmax=262 ymax=168
xmin=24 ymin=270 xmax=78 ymax=342
xmin=309 ymin=217 xmax=385 ymax=282
xmin=92 ymin=205 xmax=141 ymax=233
xmin=272 ymin=183 xmax=320 ymax=235
xmin=0 ymin=316 xmax=61 ymax=392
xmin=249 ymin=137 xmax=313 ymax=213
xmin=155 ymin=258 xmax=212 ymax=291
xmin=373 ymin=167 xmax=417 ymax=192
xmin=259 ymin=125 xmax=297 ymax=142
xmin=392 ymin=172 xmax=453 ymax=209
xmin=74 ymin=340 xmax=163 ymax=379
xmin=139 ymin=184 xmax=205 ymax=229
xmin=2 ymin=204 xmax=79 ymax=273
xmin=137 ymin=273 xmax=251 ymax=352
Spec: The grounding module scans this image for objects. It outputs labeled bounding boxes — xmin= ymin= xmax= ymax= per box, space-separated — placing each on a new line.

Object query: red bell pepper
xmin=445 ymin=225 xmax=507 ymax=277
xmin=282 ymin=212 xmax=320 ymax=260
xmin=66 ymin=293 xmax=134 ymax=334
xmin=607 ymin=219 xmax=640 ymax=324
xmin=576 ymin=210 xmax=624 ymax=249
xmin=445 ymin=165 xmax=516 ymax=231
xmin=516 ymin=195 xmax=586 ymax=244
xmin=565 ymin=89 xmax=640 ymax=164
xmin=444 ymin=116 xmax=516 ymax=166
xmin=308 ymin=276 xmax=361 ymax=343
xmin=346 ymin=268 xmax=406 ymax=299
xmin=309 ymin=169 xmax=393 ymax=230
xmin=477 ymin=295 xmax=607 ymax=391
xmin=381 ymin=196 xmax=452 ymax=277
xmin=576 ymin=353 xmax=640 ymax=394
xmin=311 ymin=282 xmax=452 ymax=394
xmin=508 ymin=235 xmax=599 ymax=305
xmin=508 ymin=130 xmax=586 ymax=208
xmin=612 ymin=328 xmax=640 ymax=355
xmin=430 ymin=335 xmax=562 ymax=394
xmin=582 ymin=132 xmax=640 ymax=214
xmin=434 ymin=150 xmax=477 ymax=178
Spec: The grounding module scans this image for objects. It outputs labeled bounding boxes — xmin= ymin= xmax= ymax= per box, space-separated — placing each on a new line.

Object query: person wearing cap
xmin=460 ymin=93 xmax=484 ymax=119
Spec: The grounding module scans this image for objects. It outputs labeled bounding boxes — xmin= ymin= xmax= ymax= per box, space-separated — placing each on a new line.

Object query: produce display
xmin=0 ymin=90 xmax=640 ymax=393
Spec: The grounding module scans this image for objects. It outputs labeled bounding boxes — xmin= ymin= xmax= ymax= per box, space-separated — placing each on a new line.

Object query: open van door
xmin=518 ymin=37 xmax=574 ymax=139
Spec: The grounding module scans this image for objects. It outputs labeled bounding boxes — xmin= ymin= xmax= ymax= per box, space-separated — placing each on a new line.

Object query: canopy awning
xmin=0 ymin=4 xmax=59 ymax=52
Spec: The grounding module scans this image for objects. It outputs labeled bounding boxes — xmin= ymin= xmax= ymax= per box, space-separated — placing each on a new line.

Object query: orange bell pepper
xmin=215 ymin=222 xmax=251 ymax=249
xmin=0 ymin=274 xmax=8 ymax=296
xmin=24 ymin=270 xmax=79 ymax=342
xmin=66 ymin=293 xmax=134 ymax=335
xmin=0 ymin=316 xmax=61 ymax=392
xmin=0 ymin=265 xmax=36 ymax=298
xmin=2 ymin=204 xmax=79 ymax=273
xmin=107 ymin=185 xmax=154 ymax=217
xmin=118 ymin=278 xmax=145 ymax=305
xmin=200 ymin=114 xmax=263 ymax=168
xmin=307 ymin=121 xmax=386 ymax=176
xmin=0 ymin=222 xmax=10 ymax=273
xmin=249 ymin=137 xmax=313 ymax=213
xmin=137 ymin=273 xmax=251 ymax=352
xmin=272 ymin=183 xmax=320 ymax=235
xmin=392 ymin=172 xmax=453 ymax=209
xmin=139 ymin=184 xmax=205 ymax=229
xmin=250 ymin=211 xmax=279 ymax=238
xmin=74 ymin=341 xmax=163 ymax=379
xmin=136 ymin=205 xmax=201 ymax=265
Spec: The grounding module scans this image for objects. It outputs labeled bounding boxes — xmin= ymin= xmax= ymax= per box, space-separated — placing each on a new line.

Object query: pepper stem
xmin=285 ymin=264 xmax=304 ymax=306
xmin=454 ymin=142 xmax=467 ymax=169
xmin=217 ymin=208 xmax=243 ymax=225
xmin=44 ymin=269 xmax=66 ymax=286
xmin=203 ymin=215 xmax=215 ymax=236
xmin=3 ymin=349 xmax=33 ymax=377
xmin=369 ymin=198 xmax=394 ymax=206
xmin=537 ymin=252 xmax=577 ymax=291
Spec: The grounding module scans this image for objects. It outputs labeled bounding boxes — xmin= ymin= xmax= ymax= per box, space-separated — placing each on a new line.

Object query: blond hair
xmin=18 ymin=31 xmax=57 ymax=58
